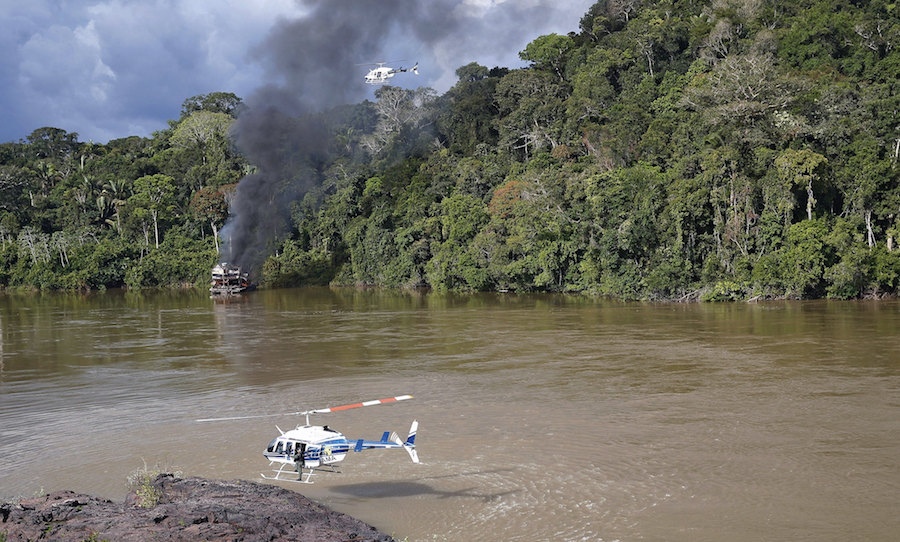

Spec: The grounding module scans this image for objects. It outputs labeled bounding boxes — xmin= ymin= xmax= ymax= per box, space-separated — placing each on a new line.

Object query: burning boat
xmin=210 ymin=262 xmax=254 ymax=295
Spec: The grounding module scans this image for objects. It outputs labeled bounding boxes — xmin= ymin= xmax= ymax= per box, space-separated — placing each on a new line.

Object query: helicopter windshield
xmin=266 ymin=437 xmax=280 ymax=453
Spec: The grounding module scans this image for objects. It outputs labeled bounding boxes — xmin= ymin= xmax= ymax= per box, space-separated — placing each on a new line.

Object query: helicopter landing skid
xmin=261 ymin=462 xmax=313 ymax=483
xmin=261 ymin=463 xmax=341 ymax=484
xmin=260 ymin=471 xmax=314 ymax=484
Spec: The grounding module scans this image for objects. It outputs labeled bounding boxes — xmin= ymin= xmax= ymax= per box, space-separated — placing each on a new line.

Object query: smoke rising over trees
xmin=222 ymin=0 xmax=589 ymax=270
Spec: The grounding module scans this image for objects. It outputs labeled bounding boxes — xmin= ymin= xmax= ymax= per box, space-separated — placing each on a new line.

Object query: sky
xmin=0 ymin=0 xmax=595 ymax=144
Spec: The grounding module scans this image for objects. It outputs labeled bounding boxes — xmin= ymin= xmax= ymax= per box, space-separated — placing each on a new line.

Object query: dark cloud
xmin=249 ymin=0 xmax=455 ymax=112
xmin=0 ymin=0 xmax=306 ymax=142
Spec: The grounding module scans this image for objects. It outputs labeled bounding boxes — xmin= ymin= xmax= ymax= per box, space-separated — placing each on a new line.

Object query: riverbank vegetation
xmin=0 ymin=94 xmax=246 ymax=291
xmin=1 ymin=0 xmax=898 ymax=300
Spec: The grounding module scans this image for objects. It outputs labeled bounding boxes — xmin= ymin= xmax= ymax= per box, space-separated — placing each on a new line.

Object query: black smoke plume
xmin=220 ymin=0 xmax=589 ymax=272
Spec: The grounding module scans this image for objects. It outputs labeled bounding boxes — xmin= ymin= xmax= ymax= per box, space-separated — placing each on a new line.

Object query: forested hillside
xmin=2 ymin=0 xmax=898 ymax=300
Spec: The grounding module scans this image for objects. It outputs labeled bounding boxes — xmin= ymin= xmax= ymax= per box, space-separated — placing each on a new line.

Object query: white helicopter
xmin=197 ymin=395 xmax=419 ymax=484
xmin=363 ymin=61 xmax=419 ymax=84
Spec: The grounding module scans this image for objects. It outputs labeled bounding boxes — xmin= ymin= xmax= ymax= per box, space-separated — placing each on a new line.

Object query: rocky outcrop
xmin=0 ymin=474 xmax=393 ymax=541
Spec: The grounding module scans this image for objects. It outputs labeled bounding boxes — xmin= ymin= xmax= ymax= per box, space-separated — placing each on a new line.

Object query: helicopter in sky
xmin=197 ymin=395 xmax=419 ymax=483
xmin=363 ymin=61 xmax=419 ymax=84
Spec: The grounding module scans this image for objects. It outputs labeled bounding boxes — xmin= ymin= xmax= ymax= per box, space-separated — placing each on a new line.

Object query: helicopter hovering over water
xmin=197 ymin=395 xmax=418 ymax=484
xmin=363 ymin=61 xmax=419 ymax=84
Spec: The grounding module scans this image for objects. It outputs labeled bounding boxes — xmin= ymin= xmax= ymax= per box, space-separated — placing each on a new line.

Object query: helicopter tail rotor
xmin=404 ymin=420 xmax=419 ymax=464
xmin=388 ymin=420 xmax=418 ymax=463
xmin=405 ymin=420 xmax=418 ymax=446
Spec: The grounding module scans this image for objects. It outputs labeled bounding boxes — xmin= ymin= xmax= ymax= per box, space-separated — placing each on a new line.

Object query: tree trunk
xmin=865 ymin=209 xmax=875 ymax=248
xmin=888 ymin=214 xmax=895 ymax=252
xmin=151 ymin=211 xmax=159 ymax=248
xmin=806 ymin=181 xmax=815 ymax=220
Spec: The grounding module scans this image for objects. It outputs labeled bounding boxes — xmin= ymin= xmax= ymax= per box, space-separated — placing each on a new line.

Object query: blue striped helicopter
xmin=197 ymin=395 xmax=418 ymax=483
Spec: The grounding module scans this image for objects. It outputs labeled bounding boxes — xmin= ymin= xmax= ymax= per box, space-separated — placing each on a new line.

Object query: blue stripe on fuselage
xmin=351 ymin=439 xmax=401 ymax=450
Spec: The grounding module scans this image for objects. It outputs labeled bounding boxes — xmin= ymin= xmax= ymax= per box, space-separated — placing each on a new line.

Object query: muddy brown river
xmin=1 ymin=288 xmax=898 ymax=541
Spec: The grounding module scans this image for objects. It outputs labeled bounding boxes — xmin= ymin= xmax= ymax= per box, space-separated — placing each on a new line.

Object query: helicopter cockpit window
xmin=284 ymin=442 xmax=293 ymax=456
xmin=274 ymin=441 xmax=284 ymax=454
xmin=266 ymin=438 xmax=279 ymax=453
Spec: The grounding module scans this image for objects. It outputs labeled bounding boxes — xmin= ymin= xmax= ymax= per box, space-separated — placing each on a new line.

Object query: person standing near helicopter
xmin=293 ymin=443 xmax=306 ymax=468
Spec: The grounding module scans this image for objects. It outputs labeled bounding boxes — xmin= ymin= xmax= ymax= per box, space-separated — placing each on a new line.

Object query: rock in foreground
xmin=1 ymin=474 xmax=393 ymax=541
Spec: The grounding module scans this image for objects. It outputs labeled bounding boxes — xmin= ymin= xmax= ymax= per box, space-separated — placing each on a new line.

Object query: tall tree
xmin=775 ymin=149 xmax=828 ymax=222
xmin=180 ymin=92 xmax=243 ymax=119
xmin=190 ymin=184 xmax=233 ymax=253
xmin=129 ymin=174 xmax=176 ymax=248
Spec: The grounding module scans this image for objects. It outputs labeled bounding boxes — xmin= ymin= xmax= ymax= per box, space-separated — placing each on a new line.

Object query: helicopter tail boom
xmin=351 ymin=420 xmax=419 ymax=463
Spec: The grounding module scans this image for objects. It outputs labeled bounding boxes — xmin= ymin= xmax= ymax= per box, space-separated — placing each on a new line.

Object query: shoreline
xmin=1 ymin=474 xmax=394 ymax=542
xmin=1 ymin=282 xmax=898 ymax=302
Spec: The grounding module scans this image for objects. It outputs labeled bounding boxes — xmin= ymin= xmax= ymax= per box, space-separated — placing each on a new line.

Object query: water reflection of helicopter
xmin=197 ymin=395 xmax=418 ymax=484
xmin=363 ymin=61 xmax=418 ymax=84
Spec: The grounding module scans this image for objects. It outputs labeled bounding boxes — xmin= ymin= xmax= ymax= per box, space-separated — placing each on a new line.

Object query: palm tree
xmin=101 ymin=178 xmax=128 ymax=233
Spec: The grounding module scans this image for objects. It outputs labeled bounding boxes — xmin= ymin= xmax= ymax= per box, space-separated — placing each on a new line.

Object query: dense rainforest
xmin=1 ymin=0 xmax=898 ymax=300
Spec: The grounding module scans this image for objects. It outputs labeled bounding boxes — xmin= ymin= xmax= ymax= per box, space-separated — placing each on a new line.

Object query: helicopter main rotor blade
xmin=195 ymin=411 xmax=304 ymax=423
xmin=310 ymin=395 xmax=413 ymax=415
xmin=195 ymin=395 xmax=413 ymax=423
xmin=357 ymin=59 xmax=407 ymax=65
